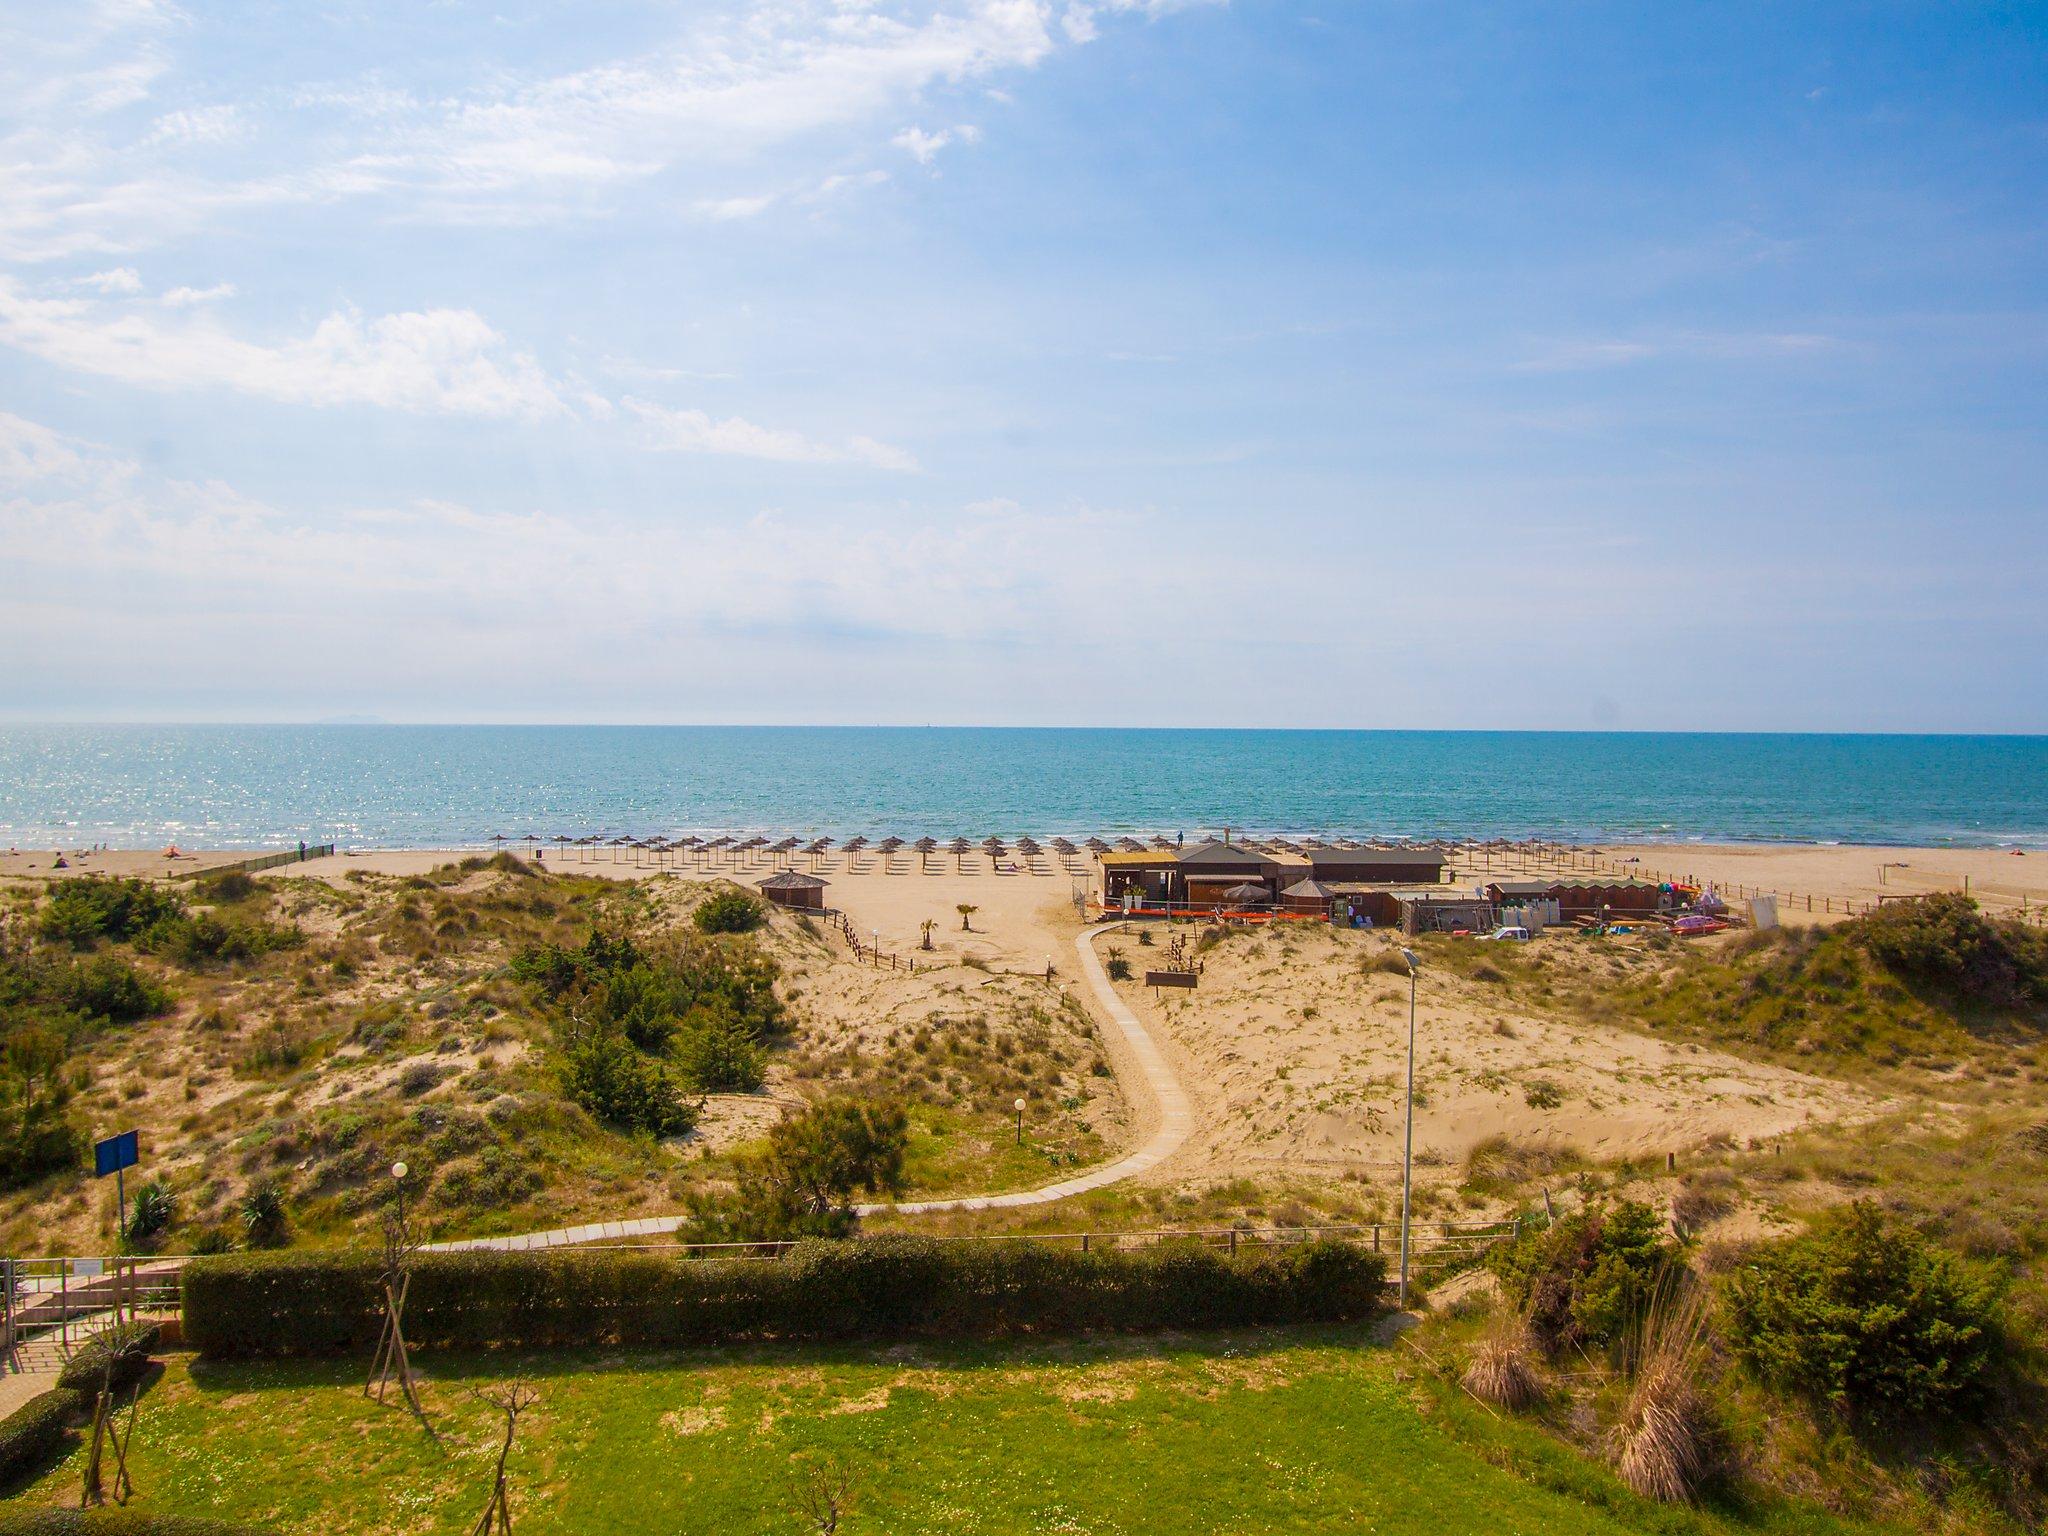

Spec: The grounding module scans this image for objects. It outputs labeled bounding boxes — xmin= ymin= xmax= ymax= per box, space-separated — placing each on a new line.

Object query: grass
xmin=5 ymin=1332 xmax=1902 ymax=1536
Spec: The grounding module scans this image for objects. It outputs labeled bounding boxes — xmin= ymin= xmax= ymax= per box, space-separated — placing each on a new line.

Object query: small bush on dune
xmin=38 ymin=878 xmax=184 ymax=949
xmin=1489 ymin=1201 xmax=1669 ymax=1354
xmin=1104 ymin=948 xmax=1132 ymax=982
xmin=1608 ymin=1278 xmax=1718 ymax=1504
xmin=53 ymin=955 xmax=172 ymax=1023
xmin=1852 ymin=893 xmax=2047 ymax=1007
xmin=685 ymin=1097 xmax=907 ymax=1242
xmin=558 ymin=1029 xmax=697 ymax=1138
xmin=1725 ymin=1200 xmax=2003 ymax=1417
xmin=694 ymin=890 xmax=765 ymax=935
xmin=1463 ymin=1308 xmax=1542 ymax=1411
xmin=197 ymin=870 xmax=259 ymax=903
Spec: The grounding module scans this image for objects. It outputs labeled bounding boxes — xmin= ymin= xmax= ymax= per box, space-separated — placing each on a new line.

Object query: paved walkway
xmin=430 ymin=926 xmax=1192 ymax=1253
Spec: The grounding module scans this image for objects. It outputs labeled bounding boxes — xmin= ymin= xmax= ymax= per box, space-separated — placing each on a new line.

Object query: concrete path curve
xmin=431 ymin=926 xmax=1192 ymax=1253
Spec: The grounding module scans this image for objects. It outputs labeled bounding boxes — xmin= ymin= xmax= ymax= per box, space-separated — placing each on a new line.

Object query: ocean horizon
xmin=3 ymin=725 xmax=2044 ymax=851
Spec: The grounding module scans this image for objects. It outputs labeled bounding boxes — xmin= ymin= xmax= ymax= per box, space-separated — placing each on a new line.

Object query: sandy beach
xmin=5 ymin=838 xmax=2041 ymax=923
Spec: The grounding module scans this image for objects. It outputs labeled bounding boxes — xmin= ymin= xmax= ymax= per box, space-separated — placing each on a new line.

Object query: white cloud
xmin=892 ymin=123 xmax=982 ymax=164
xmin=694 ymin=193 xmax=780 ymax=222
xmin=0 ymin=281 xmax=919 ymax=463
xmin=79 ymin=267 xmax=144 ymax=294
xmin=0 ymin=0 xmax=1211 ymax=256
xmin=160 ymin=281 xmax=234 ymax=306
xmin=0 ymin=279 xmax=572 ymax=419
xmin=625 ymin=397 xmax=919 ymax=471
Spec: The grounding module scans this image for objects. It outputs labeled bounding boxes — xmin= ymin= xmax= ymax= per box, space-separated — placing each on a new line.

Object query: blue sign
xmin=93 ymin=1130 xmax=139 ymax=1178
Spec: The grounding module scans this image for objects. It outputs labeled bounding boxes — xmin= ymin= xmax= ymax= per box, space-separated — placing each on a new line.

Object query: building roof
xmin=1306 ymin=848 xmax=1448 ymax=869
xmin=757 ymin=870 xmax=829 ymax=890
xmin=1487 ymin=879 xmax=1556 ymax=896
xmin=1176 ymin=840 xmax=1270 ymax=868
xmin=1097 ymin=850 xmax=1174 ymax=866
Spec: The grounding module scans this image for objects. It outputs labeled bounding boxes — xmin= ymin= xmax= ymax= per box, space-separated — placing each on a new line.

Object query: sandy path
xmin=427 ymin=925 xmax=1192 ymax=1252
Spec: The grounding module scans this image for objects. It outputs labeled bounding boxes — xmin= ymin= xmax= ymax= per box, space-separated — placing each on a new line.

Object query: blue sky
xmin=1 ymin=0 xmax=2043 ymax=729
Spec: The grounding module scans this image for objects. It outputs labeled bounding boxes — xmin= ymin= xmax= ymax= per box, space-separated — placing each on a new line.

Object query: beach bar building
xmin=1483 ymin=877 xmax=1668 ymax=918
xmin=1096 ymin=840 xmax=1448 ymax=912
xmin=757 ymin=870 xmax=830 ymax=911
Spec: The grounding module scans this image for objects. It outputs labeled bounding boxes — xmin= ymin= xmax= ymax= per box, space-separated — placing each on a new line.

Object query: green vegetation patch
xmin=5 ymin=1334 xmax=1889 ymax=1535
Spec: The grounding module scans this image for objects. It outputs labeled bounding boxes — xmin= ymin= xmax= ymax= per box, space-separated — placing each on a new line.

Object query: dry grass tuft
xmin=1462 ymin=1309 xmax=1541 ymax=1412
xmin=1606 ymin=1274 xmax=1716 ymax=1504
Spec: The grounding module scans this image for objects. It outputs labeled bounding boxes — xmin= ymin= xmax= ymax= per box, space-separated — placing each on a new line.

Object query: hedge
xmin=0 ymin=1516 xmax=268 ymax=1535
xmin=56 ymin=1322 xmax=161 ymax=1394
xmin=183 ymin=1236 xmax=1387 ymax=1357
xmin=0 ymin=1388 xmax=85 ymax=1488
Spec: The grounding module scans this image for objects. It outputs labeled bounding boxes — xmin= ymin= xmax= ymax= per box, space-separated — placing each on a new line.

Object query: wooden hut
xmin=1279 ymin=877 xmax=1334 ymax=915
xmin=757 ymin=870 xmax=829 ymax=911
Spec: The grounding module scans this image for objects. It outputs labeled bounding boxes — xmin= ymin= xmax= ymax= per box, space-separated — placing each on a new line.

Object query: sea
xmin=0 ymin=726 xmax=2043 ymax=851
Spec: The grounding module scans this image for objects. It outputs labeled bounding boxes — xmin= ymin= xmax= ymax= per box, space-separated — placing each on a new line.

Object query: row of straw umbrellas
xmin=486 ymin=832 xmax=1442 ymax=875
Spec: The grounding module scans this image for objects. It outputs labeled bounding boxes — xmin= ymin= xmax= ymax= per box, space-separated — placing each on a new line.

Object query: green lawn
xmin=6 ymin=1329 xmax=1891 ymax=1536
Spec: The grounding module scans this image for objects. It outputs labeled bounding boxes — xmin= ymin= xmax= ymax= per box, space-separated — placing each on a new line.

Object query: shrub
xmin=241 ymin=1179 xmax=290 ymax=1248
xmin=558 ymin=1030 xmax=696 ymax=1137
xmin=676 ymin=1014 xmax=764 ymax=1093
xmin=1104 ymin=948 xmax=1132 ymax=982
xmin=180 ymin=1235 xmax=1389 ymax=1357
xmin=126 ymin=1178 xmax=176 ymax=1252
xmin=0 ymin=1030 xmax=84 ymax=1190
xmin=55 ymin=1322 xmax=160 ymax=1394
xmin=38 ymin=879 xmax=184 ymax=949
xmin=685 ymin=1098 xmax=907 ymax=1242
xmin=1489 ymin=1201 xmax=1669 ymax=1354
xmin=53 ymin=956 xmax=172 ymax=1024
xmin=694 ymin=890 xmax=765 ymax=935
xmin=1725 ymin=1201 xmax=2003 ymax=1416
xmin=1607 ymin=1280 xmax=1717 ymax=1504
xmin=198 ymin=871 xmax=259 ymax=903
xmin=0 ymin=1388 xmax=84 ymax=1487
xmin=1463 ymin=1310 xmax=1540 ymax=1411
xmin=1852 ymin=893 xmax=2047 ymax=1006
xmin=138 ymin=913 xmax=301 ymax=968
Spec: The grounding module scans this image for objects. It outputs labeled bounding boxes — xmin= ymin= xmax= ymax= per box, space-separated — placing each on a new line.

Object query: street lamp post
xmin=1013 ymin=1096 xmax=1027 ymax=1145
xmin=391 ymin=1161 xmax=409 ymax=1231
xmin=1397 ymin=949 xmax=1420 ymax=1310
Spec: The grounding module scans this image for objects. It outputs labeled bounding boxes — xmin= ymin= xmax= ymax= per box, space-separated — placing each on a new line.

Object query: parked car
xmin=1483 ymin=926 xmax=1532 ymax=942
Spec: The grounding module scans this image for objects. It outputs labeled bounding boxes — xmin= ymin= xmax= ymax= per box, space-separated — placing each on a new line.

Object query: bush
xmin=241 ymin=1179 xmax=290 ymax=1248
xmin=1851 ymin=893 xmax=2047 ymax=1007
xmin=126 ymin=1178 xmax=176 ymax=1252
xmin=676 ymin=1014 xmax=764 ymax=1093
xmin=38 ymin=880 xmax=184 ymax=949
xmin=1489 ymin=1201 xmax=1669 ymax=1353
xmin=1104 ymin=948 xmax=1132 ymax=982
xmin=685 ymin=1098 xmax=906 ymax=1242
xmin=0 ymin=1514 xmax=269 ymax=1535
xmin=198 ymin=870 xmax=259 ymax=903
xmin=181 ymin=1235 xmax=1388 ymax=1357
xmin=55 ymin=1322 xmax=159 ymax=1394
xmin=138 ymin=913 xmax=301 ymax=968
xmin=53 ymin=957 xmax=172 ymax=1024
xmin=1725 ymin=1201 xmax=2003 ymax=1416
xmin=558 ymin=1031 xmax=696 ymax=1137
xmin=0 ymin=1388 xmax=84 ymax=1487
xmin=694 ymin=890 xmax=765 ymax=935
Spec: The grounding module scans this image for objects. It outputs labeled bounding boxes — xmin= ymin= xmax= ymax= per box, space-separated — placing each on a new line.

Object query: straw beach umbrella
xmin=914 ymin=836 xmax=938 ymax=873
xmin=948 ymin=836 xmax=971 ymax=872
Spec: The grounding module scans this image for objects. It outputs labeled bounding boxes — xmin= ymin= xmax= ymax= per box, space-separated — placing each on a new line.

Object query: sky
xmin=0 ymin=0 xmax=2043 ymax=731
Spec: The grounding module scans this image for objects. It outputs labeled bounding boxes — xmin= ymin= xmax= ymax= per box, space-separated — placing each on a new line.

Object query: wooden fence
xmin=170 ymin=845 xmax=335 ymax=881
